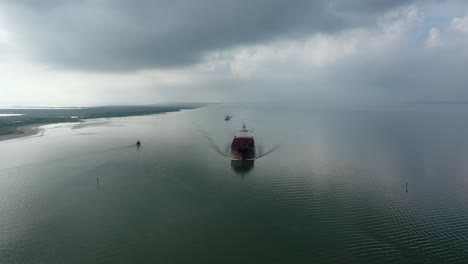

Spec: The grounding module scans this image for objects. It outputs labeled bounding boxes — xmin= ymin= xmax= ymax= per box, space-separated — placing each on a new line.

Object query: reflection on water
xmin=230 ymin=160 xmax=255 ymax=175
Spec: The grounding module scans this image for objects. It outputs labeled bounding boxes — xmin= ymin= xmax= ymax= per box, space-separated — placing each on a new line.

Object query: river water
xmin=0 ymin=103 xmax=467 ymax=263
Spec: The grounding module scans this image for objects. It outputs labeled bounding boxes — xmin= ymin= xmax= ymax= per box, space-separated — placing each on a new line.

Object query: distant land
xmin=0 ymin=104 xmax=206 ymax=141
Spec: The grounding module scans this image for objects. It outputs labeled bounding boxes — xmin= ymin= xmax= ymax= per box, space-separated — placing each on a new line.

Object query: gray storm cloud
xmin=0 ymin=0 xmax=467 ymax=106
xmin=0 ymin=0 xmax=414 ymax=72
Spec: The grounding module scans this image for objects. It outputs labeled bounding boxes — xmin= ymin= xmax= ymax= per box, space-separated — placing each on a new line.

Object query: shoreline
xmin=0 ymin=111 xmax=175 ymax=143
xmin=0 ymin=104 xmax=206 ymax=143
xmin=0 ymin=124 xmax=45 ymax=142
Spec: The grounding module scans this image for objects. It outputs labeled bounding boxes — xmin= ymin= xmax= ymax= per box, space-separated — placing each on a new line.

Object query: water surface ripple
xmin=0 ymin=104 xmax=467 ymax=263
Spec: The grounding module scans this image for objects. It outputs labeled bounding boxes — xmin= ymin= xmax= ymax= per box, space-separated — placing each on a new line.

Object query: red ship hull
xmin=231 ymin=137 xmax=255 ymax=160
xmin=230 ymin=149 xmax=256 ymax=160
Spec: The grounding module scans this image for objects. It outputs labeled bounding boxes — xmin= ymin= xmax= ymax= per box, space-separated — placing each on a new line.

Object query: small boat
xmin=136 ymin=140 xmax=141 ymax=147
xmin=230 ymin=123 xmax=255 ymax=160
xmin=224 ymin=115 xmax=231 ymax=121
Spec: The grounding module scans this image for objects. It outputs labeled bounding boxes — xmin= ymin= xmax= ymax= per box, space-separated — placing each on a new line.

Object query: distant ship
xmin=224 ymin=115 xmax=231 ymax=121
xmin=230 ymin=123 xmax=255 ymax=160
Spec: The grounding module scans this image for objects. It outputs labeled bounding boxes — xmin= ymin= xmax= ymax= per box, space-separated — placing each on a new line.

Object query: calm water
xmin=0 ymin=104 xmax=467 ymax=263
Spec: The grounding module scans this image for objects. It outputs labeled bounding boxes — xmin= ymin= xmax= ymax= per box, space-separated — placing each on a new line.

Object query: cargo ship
xmin=230 ymin=123 xmax=255 ymax=160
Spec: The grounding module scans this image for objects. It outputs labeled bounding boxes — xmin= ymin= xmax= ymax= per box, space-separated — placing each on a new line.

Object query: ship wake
xmin=200 ymin=129 xmax=279 ymax=160
xmin=255 ymin=144 xmax=279 ymax=160
xmin=200 ymin=131 xmax=229 ymax=158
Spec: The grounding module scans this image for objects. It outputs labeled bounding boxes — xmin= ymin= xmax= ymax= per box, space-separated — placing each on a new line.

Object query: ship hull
xmin=231 ymin=124 xmax=255 ymax=160
xmin=230 ymin=148 xmax=256 ymax=160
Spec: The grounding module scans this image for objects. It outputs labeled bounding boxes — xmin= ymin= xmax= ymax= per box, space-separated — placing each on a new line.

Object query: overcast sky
xmin=0 ymin=0 xmax=467 ymax=106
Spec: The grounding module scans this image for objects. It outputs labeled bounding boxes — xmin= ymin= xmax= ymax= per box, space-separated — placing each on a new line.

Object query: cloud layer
xmin=1 ymin=0 xmax=414 ymax=71
xmin=0 ymin=1 xmax=467 ymax=106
